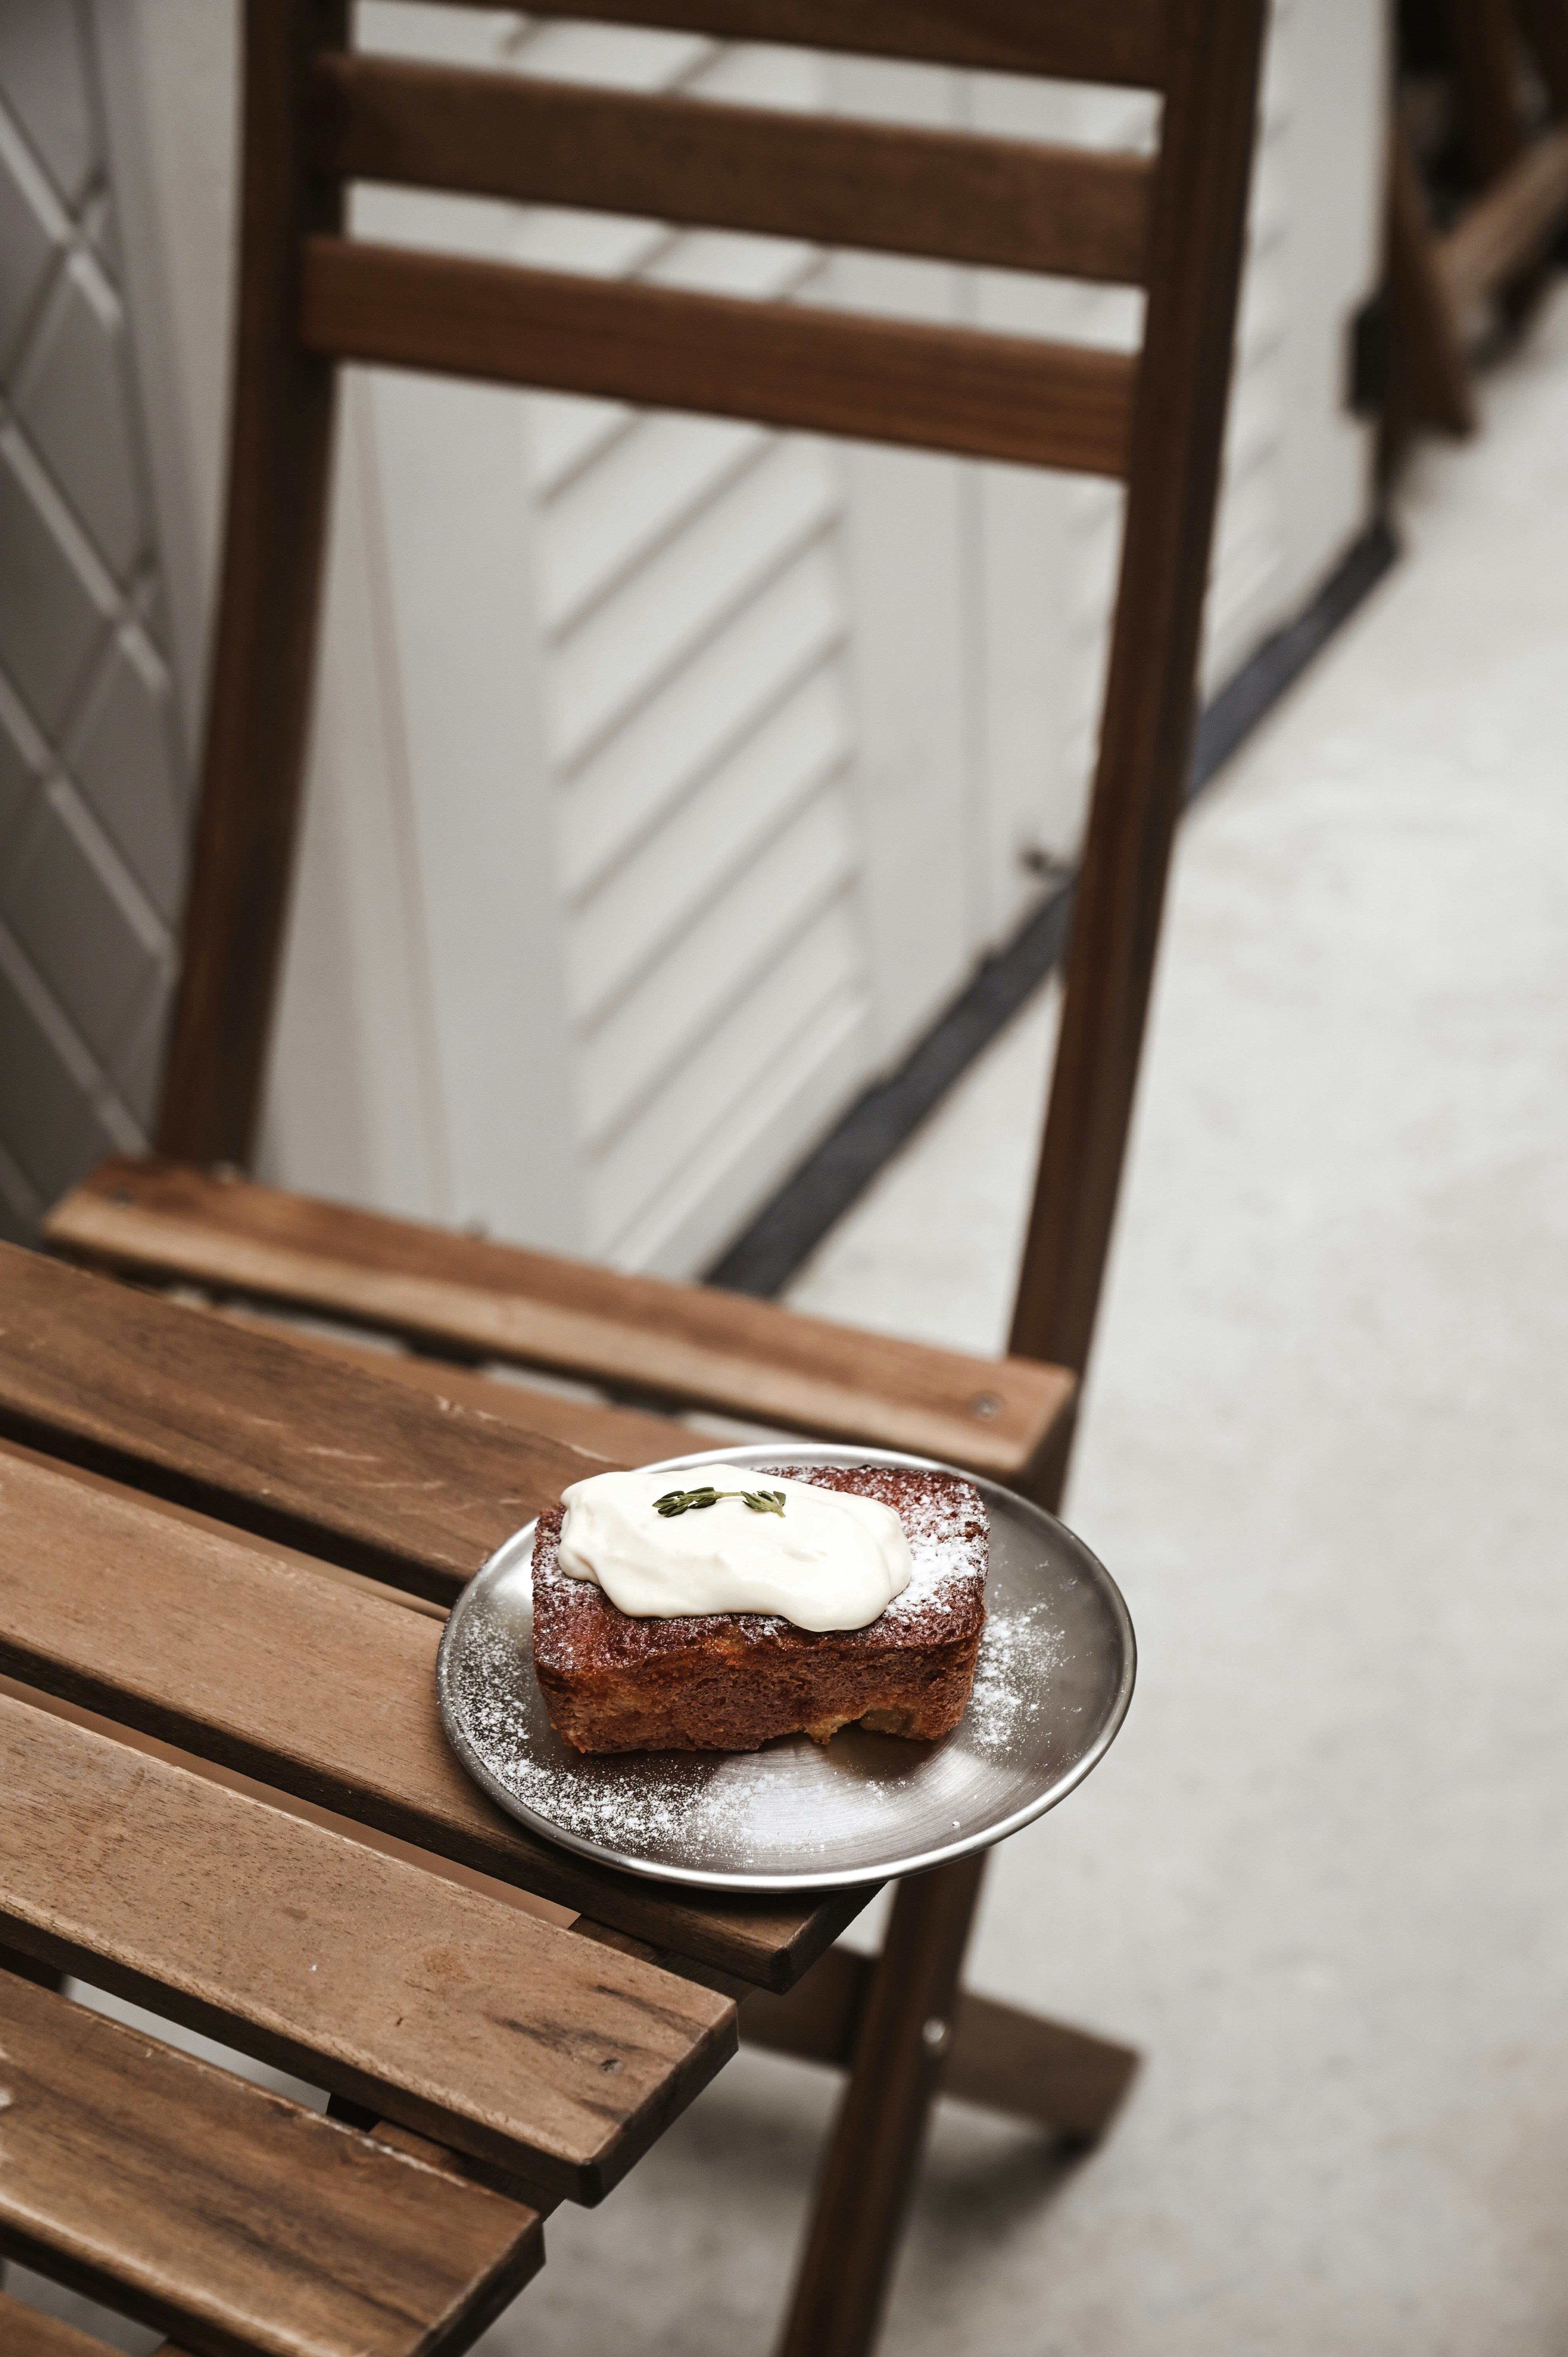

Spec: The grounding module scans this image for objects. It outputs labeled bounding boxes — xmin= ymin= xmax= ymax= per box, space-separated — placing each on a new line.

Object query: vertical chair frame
xmin=158 ymin=0 xmax=348 ymax=1164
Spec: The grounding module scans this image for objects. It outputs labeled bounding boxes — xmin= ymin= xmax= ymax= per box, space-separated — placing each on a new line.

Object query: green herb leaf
xmin=652 ymin=1484 xmax=786 ymax=1519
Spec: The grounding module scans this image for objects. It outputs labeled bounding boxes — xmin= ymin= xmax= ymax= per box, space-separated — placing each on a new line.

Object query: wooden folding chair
xmin=43 ymin=2 xmax=1268 ymax=2348
xmin=1388 ymin=0 xmax=1568 ymax=443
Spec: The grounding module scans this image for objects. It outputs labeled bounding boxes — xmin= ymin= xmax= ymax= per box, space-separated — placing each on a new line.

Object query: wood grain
xmin=0 ymin=1242 xmax=609 ymax=1605
xmin=1008 ymin=0 xmax=1270 ymax=1389
xmin=45 ymin=1163 xmax=1075 ymax=1485
xmin=299 ymin=237 xmax=1136 ymax=479
xmin=155 ymin=0 xmax=347 ymax=1171
xmin=413 ymin=0 xmax=1171 ymax=88
xmin=0 ymin=1693 xmax=736 ymax=2201
xmin=309 ymin=53 xmax=1154 ymax=284
xmin=208 ymin=1304 xmax=711 ymax=1470
xmin=0 ymin=1970 xmax=541 ymax=2357
xmin=0 ymin=1445 xmax=868 ymax=1991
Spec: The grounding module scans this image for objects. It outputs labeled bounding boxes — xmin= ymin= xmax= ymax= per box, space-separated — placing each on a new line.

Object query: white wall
xmin=90 ymin=0 xmax=1388 ymax=1279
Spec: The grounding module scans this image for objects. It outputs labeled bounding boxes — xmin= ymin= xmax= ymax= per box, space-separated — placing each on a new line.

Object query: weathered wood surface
xmin=0 ymin=1693 xmax=736 ymax=2201
xmin=300 ymin=238 xmax=1136 ymax=478
xmin=210 ymin=1305 xmax=708 ymax=1471
xmin=310 ymin=53 xmax=1154 ymax=284
xmin=0 ymin=1446 xmax=868 ymax=1990
xmin=0 ymin=1970 xmax=542 ymax=2357
xmin=0 ymin=1243 xmax=609 ymax=1604
xmin=45 ymin=1164 xmax=1075 ymax=1484
xmin=415 ymin=0 xmax=1171 ymax=87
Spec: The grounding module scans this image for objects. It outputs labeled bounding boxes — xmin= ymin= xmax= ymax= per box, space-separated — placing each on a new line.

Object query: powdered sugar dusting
xmin=965 ymin=1598 xmax=1065 ymax=1757
xmin=437 ymin=1454 xmax=1132 ymax=1883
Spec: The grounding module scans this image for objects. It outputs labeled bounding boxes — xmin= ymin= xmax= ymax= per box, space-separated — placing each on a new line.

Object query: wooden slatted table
xmin=0 ymin=1242 xmax=874 ymax=2356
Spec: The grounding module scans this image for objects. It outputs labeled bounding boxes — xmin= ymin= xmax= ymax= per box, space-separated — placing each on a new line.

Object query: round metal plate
xmin=436 ymin=1444 xmax=1135 ymax=1893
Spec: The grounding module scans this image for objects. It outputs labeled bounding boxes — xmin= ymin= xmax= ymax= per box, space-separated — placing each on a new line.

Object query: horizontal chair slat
xmin=45 ymin=1162 xmax=1077 ymax=1484
xmin=0 ymin=1241 xmax=607 ymax=1606
xmin=411 ymin=0 xmax=1171 ymax=89
xmin=299 ymin=238 xmax=1137 ymax=480
xmin=310 ymin=54 xmax=1154 ymax=286
xmin=0 ymin=1445 xmax=867 ymax=1991
xmin=0 ymin=1691 xmax=736 ymax=2202
xmin=214 ymin=1304 xmax=705 ymax=1470
xmin=0 ymin=1972 xmax=542 ymax=2357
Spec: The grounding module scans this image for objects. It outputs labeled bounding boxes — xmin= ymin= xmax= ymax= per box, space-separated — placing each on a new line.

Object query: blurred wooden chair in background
xmin=42 ymin=2 xmax=1267 ymax=2348
xmin=1388 ymin=0 xmax=1568 ymax=446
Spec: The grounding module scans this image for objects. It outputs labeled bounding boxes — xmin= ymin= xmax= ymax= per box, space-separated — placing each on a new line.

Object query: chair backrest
xmin=159 ymin=0 xmax=1267 ymax=1385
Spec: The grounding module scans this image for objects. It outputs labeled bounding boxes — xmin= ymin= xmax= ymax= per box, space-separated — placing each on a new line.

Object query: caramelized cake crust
xmin=532 ymin=1464 xmax=987 ymax=1753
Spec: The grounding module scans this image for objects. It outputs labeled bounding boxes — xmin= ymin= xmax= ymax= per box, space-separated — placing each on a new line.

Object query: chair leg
xmin=743 ymin=1948 xmax=1138 ymax=2145
xmin=1388 ymin=123 xmax=1477 ymax=436
xmin=773 ymin=1854 xmax=985 ymax=2357
xmin=943 ymin=1988 xmax=1137 ymax=2143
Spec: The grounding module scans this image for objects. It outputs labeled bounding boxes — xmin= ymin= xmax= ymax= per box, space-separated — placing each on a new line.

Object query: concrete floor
xmin=13 ymin=290 xmax=1568 ymax=2355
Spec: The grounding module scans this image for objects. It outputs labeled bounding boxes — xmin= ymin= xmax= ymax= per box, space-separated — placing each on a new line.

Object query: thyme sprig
xmin=653 ymin=1484 xmax=787 ymax=1519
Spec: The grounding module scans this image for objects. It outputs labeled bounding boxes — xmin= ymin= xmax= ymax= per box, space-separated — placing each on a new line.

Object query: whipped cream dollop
xmin=556 ymin=1466 xmax=913 ymax=1632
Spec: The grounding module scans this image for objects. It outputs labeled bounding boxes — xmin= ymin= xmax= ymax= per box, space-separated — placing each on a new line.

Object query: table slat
xmin=0 ymin=1244 xmax=609 ymax=1604
xmin=0 ymin=1694 xmax=735 ymax=2202
xmin=0 ymin=1446 xmax=866 ymax=1989
xmin=0 ymin=1970 xmax=542 ymax=2357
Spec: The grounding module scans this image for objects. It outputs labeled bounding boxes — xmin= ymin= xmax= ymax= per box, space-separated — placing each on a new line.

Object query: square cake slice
xmin=531 ymin=1463 xmax=987 ymax=1754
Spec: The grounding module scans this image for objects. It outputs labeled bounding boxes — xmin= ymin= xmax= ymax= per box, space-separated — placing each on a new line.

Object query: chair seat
xmin=1 ymin=1681 xmax=736 ymax=2203
xmin=44 ymin=1158 xmax=1076 ymax=1486
xmin=0 ymin=1969 xmax=542 ymax=2357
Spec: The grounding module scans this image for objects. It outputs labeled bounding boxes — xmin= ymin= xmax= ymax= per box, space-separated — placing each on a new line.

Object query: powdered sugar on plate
xmin=435 ymin=1447 xmax=1134 ymax=1891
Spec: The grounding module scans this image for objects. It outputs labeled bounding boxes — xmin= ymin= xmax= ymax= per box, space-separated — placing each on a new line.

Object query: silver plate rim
xmin=436 ymin=1442 xmax=1136 ymax=1893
